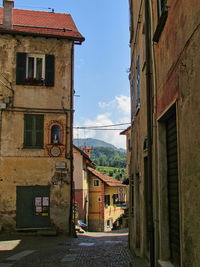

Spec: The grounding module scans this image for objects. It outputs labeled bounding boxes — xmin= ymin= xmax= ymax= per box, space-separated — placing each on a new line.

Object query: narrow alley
xmin=0 ymin=230 xmax=146 ymax=267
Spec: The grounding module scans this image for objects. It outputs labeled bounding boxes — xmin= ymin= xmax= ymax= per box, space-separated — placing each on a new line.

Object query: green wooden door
xmin=16 ymin=186 xmax=50 ymax=228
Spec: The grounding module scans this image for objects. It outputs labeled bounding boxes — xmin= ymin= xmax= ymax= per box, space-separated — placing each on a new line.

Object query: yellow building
xmin=73 ymin=146 xmax=95 ymax=225
xmin=88 ymin=167 xmax=127 ymax=232
xmin=0 ymin=1 xmax=84 ymax=233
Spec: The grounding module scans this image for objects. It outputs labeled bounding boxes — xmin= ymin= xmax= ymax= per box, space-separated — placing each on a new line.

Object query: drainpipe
xmin=149 ymin=0 xmax=159 ymax=265
xmin=69 ymin=42 xmax=75 ymax=237
xmin=144 ymin=0 xmax=154 ymax=266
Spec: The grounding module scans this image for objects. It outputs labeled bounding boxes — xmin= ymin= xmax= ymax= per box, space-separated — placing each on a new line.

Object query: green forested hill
xmin=74 ymin=138 xmax=126 ymax=153
xmin=74 ymin=138 xmax=126 ymax=171
xmin=90 ymin=146 xmax=126 ymax=168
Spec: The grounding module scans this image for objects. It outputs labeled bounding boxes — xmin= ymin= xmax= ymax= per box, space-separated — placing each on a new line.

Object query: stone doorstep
xmin=15 ymin=227 xmax=57 ymax=236
xmin=158 ymin=260 xmax=175 ymax=267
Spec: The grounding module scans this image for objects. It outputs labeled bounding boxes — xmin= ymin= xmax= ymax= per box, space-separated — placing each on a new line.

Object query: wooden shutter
xmin=166 ymin=113 xmax=180 ymax=265
xmin=24 ymin=115 xmax=44 ymax=148
xmin=24 ymin=114 xmax=34 ymax=147
xmin=136 ymin=54 xmax=140 ymax=109
xmin=35 ymin=115 xmax=44 ymax=148
xmin=16 ymin=52 xmax=26 ymax=85
xmin=45 ymin=54 xmax=55 ymax=86
xmin=131 ymin=75 xmax=135 ymax=121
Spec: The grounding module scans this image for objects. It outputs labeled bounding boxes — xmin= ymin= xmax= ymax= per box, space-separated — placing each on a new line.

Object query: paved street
xmin=0 ymin=229 xmax=146 ymax=267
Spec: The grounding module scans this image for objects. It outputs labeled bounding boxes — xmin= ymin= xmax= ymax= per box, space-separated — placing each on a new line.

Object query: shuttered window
xmin=105 ymin=195 xmax=110 ymax=207
xmin=16 ymin=53 xmax=26 ymax=85
xmin=136 ymin=54 xmax=140 ymax=110
xmin=24 ymin=114 xmax=44 ymax=148
xmin=131 ymin=75 xmax=135 ymax=121
xmin=166 ymin=113 xmax=180 ymax=265
xmin=157 ymin=0 xmax=167 ymax=18
xmin=16 ymin=53 xmax=55 ymax=86
xmin=45 ymin=54 xmax=55 ymax=86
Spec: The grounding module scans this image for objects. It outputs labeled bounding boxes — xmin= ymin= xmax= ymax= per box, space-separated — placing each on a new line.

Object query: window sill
xmin=23 ymin=146 xmax=44 ymax=149
xmin=153 ymin=7 xmax=168 ymax=42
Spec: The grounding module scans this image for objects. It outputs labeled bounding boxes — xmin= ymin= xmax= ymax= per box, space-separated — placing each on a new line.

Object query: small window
xmin=16 ymin=53 xmax=55 ymax=86
xmin=157 ymin=0 xmax=167 ymax=19
xmin=51 ymin=125 xmax=61 ymax=144
xmin=24 ymin=114 xmax=44 ymax=148
xmin=105 ymin=195 xmax=110 ymax=207
xmin=107 ymin=220 xmax=110 ymax=227
xmin=27 ymin=55 xmax=45 ymax=79
xmin=153 ymin=0 xmax=168 ymax=42
xmin=97 ymin=196 xmax=102 ymax=202
xmin=94 ymin=180 xmax=99 ymax=187
xmin=113 ymin=194 xmax=119 ymax=204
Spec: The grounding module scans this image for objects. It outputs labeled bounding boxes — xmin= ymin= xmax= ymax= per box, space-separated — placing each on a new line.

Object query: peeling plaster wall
xmin=154 ymin=0 xmax=200 ymax=265
xmin=0 ymin=34 xmax=73 ymax=233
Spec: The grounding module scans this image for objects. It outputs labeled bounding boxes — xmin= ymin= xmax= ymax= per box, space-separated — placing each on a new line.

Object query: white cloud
xmin=75 ymin=113 xmax=127 ymax=149
xmin=99 ymin=99 xmax=115 ymax=109
xmin=115 ymin=95 xmax=130 ymax=115
xmin=98 ymin=94 xmax=130 ymax=116
xmin=75 ymin=95 xmax=130 ymax=149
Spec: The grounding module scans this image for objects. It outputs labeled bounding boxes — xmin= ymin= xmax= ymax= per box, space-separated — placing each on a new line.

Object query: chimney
xmin=3 ymin=0 xmax=14 ymax=30
xmin=81 ymin=146 xmax=91 ymax=158
xmin=85 ymin=146 xmax=91 ymax=158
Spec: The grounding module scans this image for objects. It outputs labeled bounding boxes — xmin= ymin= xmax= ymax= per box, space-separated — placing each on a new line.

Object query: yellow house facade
xmin=88 ymin=167 xmax=127 ymax=232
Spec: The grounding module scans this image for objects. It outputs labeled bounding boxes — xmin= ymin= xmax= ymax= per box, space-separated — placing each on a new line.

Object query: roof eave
xmin=0 ymin=28 xmax=85 ymax=44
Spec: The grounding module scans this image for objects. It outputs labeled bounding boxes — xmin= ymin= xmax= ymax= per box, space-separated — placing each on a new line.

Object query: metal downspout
xmin=69 ymin=42 xmax=75 ymax=237
xmin=145 ymin=0 xmax=154 ymax=266
xmin=149 ymin=0 xmax=159 ymax=265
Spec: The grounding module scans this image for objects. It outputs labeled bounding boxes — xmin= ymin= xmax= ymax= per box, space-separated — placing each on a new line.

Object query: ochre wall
xmin=88 ymin=173 xmax=125 ymax=232
xmin=0 ymin=34 xmax=73 ymax=233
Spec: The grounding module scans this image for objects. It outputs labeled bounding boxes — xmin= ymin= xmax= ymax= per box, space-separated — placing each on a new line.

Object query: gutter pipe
xmin=144 ymin=0 xmax=154 ymax=266
xmin=148 ymin=0 xmax=159 ymax=265
xmin=69 ymin=42 xmax=75 ymax=237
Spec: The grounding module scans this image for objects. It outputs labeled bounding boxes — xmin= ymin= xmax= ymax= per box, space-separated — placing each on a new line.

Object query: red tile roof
xmin=0 ymin=8 xmax=84 ymax=43
xmin=87 ymin=167 xmax=126 ymax=187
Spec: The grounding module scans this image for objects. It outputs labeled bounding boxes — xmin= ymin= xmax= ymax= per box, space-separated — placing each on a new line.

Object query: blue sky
xmin=9 ymin=0 xmax=130 ymax=148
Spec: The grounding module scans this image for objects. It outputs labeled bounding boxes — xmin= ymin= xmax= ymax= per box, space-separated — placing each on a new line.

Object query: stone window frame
xmin=26 ymin=53 xmax=45 ymax=81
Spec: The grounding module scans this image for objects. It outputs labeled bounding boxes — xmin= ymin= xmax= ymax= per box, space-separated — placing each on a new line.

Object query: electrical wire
xmin=74 ymin=122 xmax=131 ymax=130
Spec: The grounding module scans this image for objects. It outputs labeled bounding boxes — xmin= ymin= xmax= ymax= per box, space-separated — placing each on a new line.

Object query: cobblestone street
xmin=0 ymin=229 xmax=146 ymax=267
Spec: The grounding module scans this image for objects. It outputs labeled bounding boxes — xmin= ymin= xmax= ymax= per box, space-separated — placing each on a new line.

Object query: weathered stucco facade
xmin=73 ymin=146 xmax=95 ymax=225
xmin=88 ymin=167 xmax=126 ymax=232
xmin=0 ymin=4 xmax=84 ymax=233
xmin=128 ymin=0 xmax=200 ymax=266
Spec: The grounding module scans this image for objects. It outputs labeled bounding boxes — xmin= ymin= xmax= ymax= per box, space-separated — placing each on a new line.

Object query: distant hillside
xmin=74 ymin=138 xmax=126 ymax=169
xmin=73 ymin=138 xmax=126 ymax=153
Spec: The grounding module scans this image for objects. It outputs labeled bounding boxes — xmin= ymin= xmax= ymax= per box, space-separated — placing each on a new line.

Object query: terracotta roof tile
xmin=87 ymin=167 xmax=126 ymax=187
xmin=0 ymin=8 xmax=84 ymax=42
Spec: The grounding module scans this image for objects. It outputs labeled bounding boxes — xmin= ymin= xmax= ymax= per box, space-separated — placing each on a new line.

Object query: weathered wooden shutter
xmin=136 ymin=54 xmax=140 ymax=109
xmin=35 ymin=115 xmax=44 ymax=147
xmin=166 ymin=113 xmax=180 ymax=265
xmin=24 ymin=114 xmax=34 ymax=147
xmin=131 ymin=75 xmax=135 ymax=121
xmin=16 ymin=52 xmax=26 ymax=85
xmin=24 ymin=115 xmax=44 ymax=148
xmin=45 ymin=54 xmax=55 ymax=86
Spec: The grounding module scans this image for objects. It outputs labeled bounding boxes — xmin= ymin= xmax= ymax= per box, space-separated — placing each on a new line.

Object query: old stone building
xmin=0 ymin=1 xmax=84 ymax=233
xmin=128 ymin=0 xmax=200 ymax=266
